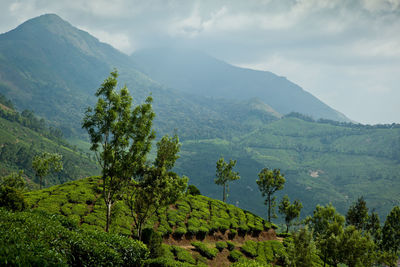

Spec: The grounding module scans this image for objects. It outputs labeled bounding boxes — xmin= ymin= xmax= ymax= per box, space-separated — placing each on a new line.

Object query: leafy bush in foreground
xmin=0 ymin=209 xmax=149 ymax=266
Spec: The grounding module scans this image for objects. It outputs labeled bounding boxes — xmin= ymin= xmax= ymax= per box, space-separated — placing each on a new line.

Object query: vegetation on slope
xmin=0 ymin=95 xmax=99 ymax=187
xmin=25 ymin=176 xmax=276 ymax=239
xmin=176 ymin=116 xmax=400 ymax=219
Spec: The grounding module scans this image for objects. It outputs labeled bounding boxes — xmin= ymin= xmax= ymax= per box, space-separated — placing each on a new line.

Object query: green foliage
xmin=0 ymin=186 xmax=27 ymax=211
xmin=215 ymin=157 xmax=240 ymax=203
xmin=142 ymin=228 xmax=164 ymax=258
xmin=228 ymin=250 xmax=243 ymax=262
xmin=346 ymin=196 xmax=369 ymax=231
xmin=278 ymin=195 xmax=302 ymax=233
xmin=187 ymin=184 xmax=201 ymax=196
xmin=171 ymin=246 xmax=196 ymax=264
xmin=381 ymin=206 xmax=400 ymax=253
xmin=256 ymin=168 xmax=285 ymax=222
xmin=32 ymin=152 xmax=63 ymax=189
xmin=25 ymin=176 xmax=274 ymax=239
xmin=0 ymin=171 xmax=27 ymax=211
xmin=191 ymin=241 xmax=219 ymax=259
xmin=0 ymin=209 xmax=149 ymax=266
xmin=82 ymin=70 xmax=156 ymax=232
xmin=231 ymin=258 xmax=272 ymax=266
xmin=215 ymin=241 xmax=227 ymax=252
xmin=227 ymin=241 xmax=236 ymax=251
xmin=241 ymin=240 xmax=258 ymax=258
xmin=286 ymin=227 xmax=321 ymax=267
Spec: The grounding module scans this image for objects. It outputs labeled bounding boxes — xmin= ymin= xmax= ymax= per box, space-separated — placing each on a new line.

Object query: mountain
xmin=1 ymin=14 xmax=399 ymax=221
xmin=0 ymin=14 xmax=279 ymax=139
xmin=131 ymin=47 xmax=350 ymax=122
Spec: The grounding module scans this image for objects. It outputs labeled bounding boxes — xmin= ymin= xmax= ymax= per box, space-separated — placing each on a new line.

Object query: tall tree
xmin=279 ymin=195 xmax=303 ymax=233
xmin=32 ymin=152 xmax=63 ymax=189
xmin=82 ymin=70 xmax=155 ymax=232
xmin=256 ymin=168 xmax=285 ymax=222
xmin=214 ymin=157 xmax=240 ymax=202
xmin=127 ymin=135 xmax=188 ymax=240
xmin=307 ymin=204 xmax=345 ymax=267
xmin=346 ymin=196 xmax=369 ymax=231
xmin=366 ymin=211 xmax=381 ymax=243
xmin=286 ymin=227 xmax=320 ymax=267
xmin=381 ymin=206 xmax=400 ymax=254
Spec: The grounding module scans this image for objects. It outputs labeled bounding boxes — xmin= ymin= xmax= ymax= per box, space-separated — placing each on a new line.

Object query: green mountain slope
xmin=131 ymin=47 xmax=350 ymax=122
xmin=175 ymin=116 xmax=400 ymax=219
xmin=1 ymin=14 xmax=399 ymax=222
xmin=0 ymin=14 xmax=279 ymax=140
xmin=0 ymin=99 xmax=99 ymax=187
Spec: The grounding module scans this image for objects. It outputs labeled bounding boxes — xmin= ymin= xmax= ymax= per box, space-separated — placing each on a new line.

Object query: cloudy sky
xmin=1 ymin=0 xmax=399 ymax=124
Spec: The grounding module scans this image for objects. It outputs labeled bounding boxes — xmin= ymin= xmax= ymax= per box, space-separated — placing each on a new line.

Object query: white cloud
xmin=0 ymin=0 xmax=400 ymax=123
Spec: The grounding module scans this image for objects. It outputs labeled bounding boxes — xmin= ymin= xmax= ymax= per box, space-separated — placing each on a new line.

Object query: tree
xmin=307 ymin=204 xmax=345 ymax=267
xmin=32 ymin=152 xmax=63 ymax=189
xmin=187 ymin=185 xmax=201 ymax=196
xmin=381 ymin=206 xmax=400 ymax=254
xmin=365 ymin=211 xmax=381 ymax=243
xmin=214 ymin=157 xmax=240 ymax=202
xmin=346 ymin=196 xmax=369 ymax=231
xmin=256 ymin=168 xmax=285 ymax=222
xmin=126 ymin=134 xmax=188 ymax=240
xmin=286 ymin=227 xmax=320 ymax=267
xmin=0 ymin=171 xmax=27 ymax=211
xmin=279 ymin=195 xmax=303 ymax=233
xmin=82 ymin=70 xmax=155 ymax=232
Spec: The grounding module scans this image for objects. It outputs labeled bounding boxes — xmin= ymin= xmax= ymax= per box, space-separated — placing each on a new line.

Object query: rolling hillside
xmin=25 ymin=176 xmax=288 ymax=266
xmin=0 ymin=14 xmax=399 ymax=222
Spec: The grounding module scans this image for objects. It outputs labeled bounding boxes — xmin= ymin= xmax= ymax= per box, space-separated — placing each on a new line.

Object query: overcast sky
xmin=1 ymin=0 xmax=399 ymax=124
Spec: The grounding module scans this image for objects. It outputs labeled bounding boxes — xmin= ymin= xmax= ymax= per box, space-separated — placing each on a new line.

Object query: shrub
xmin=227 ymin=241 xmax=235 ymax=251
xmin=0 ymin=209 xmax=149 ymax=266
xmin=171 ymin=245 xmax=196 ymax=264
xmin=0 ymin=186 xmax=26 ymax=211
xmin=191 ymin=241 xmax=219 ymax=259
xmin=215 ymin=241 xmax=227 ymax=252
xmin=228 ymin=229 xmax=238 ymax=239
xmin=142 ymin=228 xmax=164 ymax=258
xmin=228 ymin=250 xmax=243 ymax=262
xmin=173 ymin=226 xmax=187 ymax=238
xmin=187 ymin=185 xmax=201 ymax=196
xmin=241 ymin=240 xmax=258 ymax=258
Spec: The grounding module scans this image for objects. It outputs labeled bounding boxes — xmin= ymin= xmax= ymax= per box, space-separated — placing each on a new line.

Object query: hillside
xmin=25 ymin=176 xmax=289 ymax=266
xmin=0 ymin=14 xmax=399 ymax=222
xmin=131 ymin=47 xmax=350 ymax=122
xmin=0 ymin=14 xmax=280 ymax=140
xmin=175 ymin=116 xmax=400 ymax=218
xmin=0 ymin=96 xmax=99 ymax=187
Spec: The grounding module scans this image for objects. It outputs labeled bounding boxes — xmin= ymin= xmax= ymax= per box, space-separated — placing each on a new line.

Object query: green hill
xmin=175 ymin=116 xmax=400 ymax=219
xmin=24 ymin=176 xmax=290 ymax=266
xmin=0 ymin=96 xmax=99 ymax=187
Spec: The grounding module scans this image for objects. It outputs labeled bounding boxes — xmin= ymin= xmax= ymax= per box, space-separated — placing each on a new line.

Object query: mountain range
xmin=1 ymin=14 xmax=399 ymax=219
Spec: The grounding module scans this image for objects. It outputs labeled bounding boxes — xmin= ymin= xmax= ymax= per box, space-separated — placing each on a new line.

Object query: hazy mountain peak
xmin=132 ymin=47 xmax=351 ymax=122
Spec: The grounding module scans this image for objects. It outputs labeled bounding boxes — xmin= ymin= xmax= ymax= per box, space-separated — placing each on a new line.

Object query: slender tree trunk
xmin=268 ymin=194 xmax=271 ymax=222
xmin=106 ymin=202 xmax=111 ymax=232
xmin=39 ymin=176 xmax=42 ymax=189
xmin=223 ymin=183 xmax=226 ymax=202
xmin=286 ymin=223 xmax=289 ymax=233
